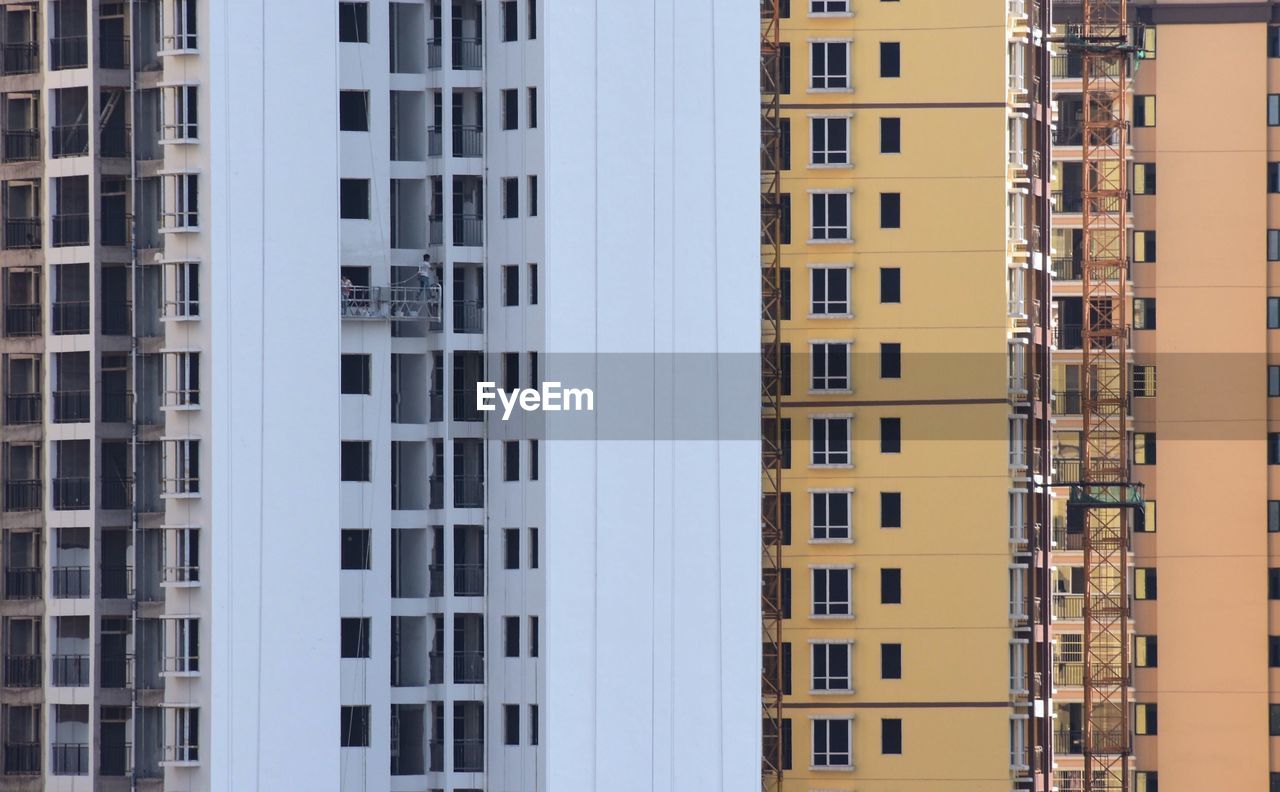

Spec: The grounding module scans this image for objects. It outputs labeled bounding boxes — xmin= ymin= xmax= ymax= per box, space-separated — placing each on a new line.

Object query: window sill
xmin=809 ymin=161 xmax=853 ymax=170
xmin=810 ymin=612 xmax=855 ymax=620
xmin=810 ymin=763 xmax=856 ymax=772
xmin=809 ymin=687 xmax=855 ymax=695
xmin=810 ymin=537 xmax=854 ymax=545
xmin=808 ymin=312 xmax=853 ymax=320
xmin=810 ymin=462 xmax=854 ymax=469
xmin=808 ymin=237 xmax=853 ymax=245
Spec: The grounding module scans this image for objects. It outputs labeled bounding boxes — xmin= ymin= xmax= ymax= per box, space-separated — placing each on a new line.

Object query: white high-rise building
xmin=0 ymin=1 xmax=757 ymax=791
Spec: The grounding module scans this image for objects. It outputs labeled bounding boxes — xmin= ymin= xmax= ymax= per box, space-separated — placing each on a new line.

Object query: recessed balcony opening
xmin=161 ymin=706 xmax=198 ymax=766
xmin=101 ymin=528 xmax=133 ymax=599
xmin=429 ymin=526 xmax=444 ymax=597
xmin=452 ymin=524 xmax=483 ymax=596
xmin=2 ymin=93 xmax=39 ymax=162
xmin=3 ymin=180 xmax=41 ymax=249
xmin=391 ymin=441 xmax=427 ymax=511
xmin=135 ymin=176 xmax=162 ymax=248
xmin=52 ymin=617 xmax=89 ymax=688
xmin=451 ymin=265 xmax=484 ymax=334
xmin=452 ymin=440 xmax=484 ymax=509
xmin=98 ymin=2 xmax=128 ymax=69
xmin=162 ymin=616 xmax=199 ymax=676
xmin=49 ymin=0 xmax=87 ymax=70
xmin=4 ymin=704 xmax=41 ymax=775
xmin=391 ymin=354 xmax=427 ymax=424
xmin=391 ymin=91 xmax=426 ymax=161
xmin=451 ymin=176 xmax=483 ymax=247
xmin=428 ymin=703 xmax=444 ymax=772
xmin=389 ymin=2 xmax=425 ymax=74
xmin=53 ymin=527 xmax=89 ymax=598
xmin=3 ymin=617 xmax=41 ymax=688
xmin=391 ymin=178 xmax=425 ymax=249
xmin=451 ymin=0 xmax=482 ymax=70
xmin=392 ymin=528 xmax=427 ymax=599
xmin=135 ymin=88 xmax=162 ymax=161
xmin=4 ymin=353 xmax=41 ymax=425
xmin=53 ymin=263 xmax=90 ymax=335
xmin=1 ymin=6 xmax=39 ymax=75
xmin=53 ymin=352 xmax=90 ymax=424
xmin=391 ymin=704 xmax=425 ymax=776
xmin=450 ymin=89 xmax=483 ymax=158
xmin=101 ymin=175 xmax=130 ymax=245
xmin=2 ymin=531 xmax=40 ymax=600
xmin=52 ymin=175 xmax=90 ymax=247
xmin=452 ymin=613 xmax=483 ymax=683
xmin=390 ymin=615 xmax=426 ymax=687
xmin=53 ymin=439 xmax=90 ymax=510
xmin=51 ymin=88 xmax=88 ymax=158
xmin=3 ymin=443 xmax=39 ymax=512
xmin=100 ymin=617 xmax=131 ymax=689
xmin=452 ymin=701 xmax=483 ymax=772
xmin=132 ymin=0 xmax=161 ymax=69
xmin=451 ymin=352 xmax=483 ymax=424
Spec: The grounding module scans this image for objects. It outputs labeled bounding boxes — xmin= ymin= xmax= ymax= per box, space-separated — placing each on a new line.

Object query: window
xmin=810 ymin=42 xmax=849 ymax=90
xmin=777 ymin=117 xmax=792 ymax=170
xmin=811 ymin=417 xmax=850 ymax=466
xmin=1272 ymin=95 xmax=1280 ymax=126
xmin=880 ymin=42 xmax=901 ymax=77
xmin=341 ymin=529 xmax=371 ymax=570
xmin=1135 ymin=567 xmax=1157 ymax=600
xmin=1133 ymin=500 xmax=1155 ymax=533
xmin=1133 ymin=298 xmax=1156 ymax=330
xmin=880 ymin=117 xmax=901 ymax=153
xmin=880 ymin=417 xmax=901 ymax=454
xmin=340 ymin=441 xmax=370 ymax=482
xmin=1271 ymin=500 xmax=1280 ymax=533
xmin=812 ymin=567 xmax=851 ymax=616
xmin=1271 ymin=163 xmax=1280 ymax=194
xmin=1272 ymin=704 xmax=1280 ymax=735
xmin=1134 ymin=230 xmax=1156 ymax=263
xmin=502 ymin=89 xmax=518 ymax=130
xmin=812 ymin=718 xmax=852 ymax=768
xmin=880 ymin=491 xmax=901 ymax=528
xmin=881 ymin=343 xmax=901 ymax=379
xmin=811 ymin=0 xmax=849 ymax=12
xmin=1273 ymin=434 xmax=1280 ymax=465
xmin=530 ymin=705 xmax=540 ymax=745
xmin=1271 ymin=25 xmax=1280 ymax=58
xmin=778 ymin=43 xmax=792 ymax=94
xmin=1134 ymin=432 xmax=1156 ymax=465
xmin=529 ymin=527 xmax=539 ymax=568
xmin=811 ymin=267 xmax=849 ymax=315
xmin=165 ymin=85 xmax=199 ymax=140
xmin=528 ymin=0 xmax=538 ymax=38
xmin=1270 ymin=568 xmax=1280 ymax=600
xmin=504 ymin=529 xmax=520 ymax=570
xmin=1135 ymin=703 xmax=1157 ymax=736
xmin=811 ymin=117 xmax=849 ymax=166
xmin=501 ymin=1 xmax=517 ymax=42
xmin=880 ymin=568 xmax=901 ymax=604
xmin=167 ymin=173 xmax=200 ymax=228
xmin=340 ymin=179 xmax=369 ymax=219
xmin=503 ymin=266 xmax=520 ymax=306
xmin=340 ymin=706 xmax=370 ymax=747
xmin=1270 ymin=230 xmax=1280 ymax=262
xmin=529 ymin=263 xmax=539 ymax=304
xmin=340 ymin=618 xmax=370 ymax=658
xmin=528 ymin=616 xmax=539 ymax=657
xmin=528 ymin=88 xmax=538 ymax=128
xmin=503 ymin=353 xmax=519 ymax=390
xmin=338 ymin=3 xmax=368 ymax=43
xmin=812 ymin=642 xmax=851 ymax=691
xmin=811 ymin=343 xmax=849 ymax=391
xmin=1134 ymin=635 xmax=1157 ymax=668
xmin=1270 ymin=297 xmax=1280 ymax=328
xmin=502 ymin=178 xmax=518 ymax=218
xmin=504 ymin=704 xmax=519 ymax=745
xmin=528 ymin=352 xmax=539 ymax=388
xmin=1134 ymin=163 xmax=1155 ymax=195
xmin=778 ymin=195 xmax=793 ymax=245
xmin=812 ymin=491 xmax=851 ymax=541
xmin=1133 ymin=365 xmax=1157 ymax=397
xmin=880 ymin=267 xmax=900 ymax=303
xmin=529 ymin=440 xmax=539 ymax=481
xmin=811 ymin=192 xmax=850 ymax=240
xmin=528 ymin=175 xmax=538 ymax=216
xmin=339 ymin=91 xmax=368 ymax=132
xmin=880 ymin=193 xmax=901 ymax=228
xmin=1137 ymin=772 xmax=1159 ymax=792
xmin=881 ymin=643 xmax=901 ymax=679
xmin=341 ymin=354 xmax=371 ymax=395
xmin=503 ymin=441 xmax=519 ymax=481
xmin=1270 ymin=365 xmax=1280 ymax=397
xmin=164 ymin=260 xmax=200 ymax=318
xmin=881 ymin=718 xmax=902 ymax=755
xmin=1134 ymin=95 xmax=1156 ymax=127
xmin=504 ymin=616 xmax=519 ymax=657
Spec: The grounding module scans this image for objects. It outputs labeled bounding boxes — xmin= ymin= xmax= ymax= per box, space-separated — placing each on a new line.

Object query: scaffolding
xmin=760 ymin=0 xmax=784 ymax=789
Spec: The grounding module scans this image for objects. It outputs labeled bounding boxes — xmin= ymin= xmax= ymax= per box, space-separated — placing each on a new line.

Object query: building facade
xmin=764 ymin=1 xmax=1053 ymax=789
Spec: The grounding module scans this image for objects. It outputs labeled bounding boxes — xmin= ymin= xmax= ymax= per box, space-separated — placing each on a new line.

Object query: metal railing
xmin=340 ymin=284 xmax=441 ymax=323
xmin=100 ymin=655 xmax=133 ymax=689
xmin=1053 ymin=593 xmax=1084 ymax=620
xmin=5 ymin=218 xmax=41 ymax=249
xmin=53 ymin=477 xmax=90 ymax=509
xmin=427 ymin=40 xmax=442 ymax=69
xmin=453 ymin=562 xmax=484 ymax=596
xmin=453 ymin=299 xmax=483 ymax=334
xmin=101 ymin=565 xmax=132 ymax=599
xmin=51 ymin=123 xmax=88 ymax=157
xmin=2 ymin=130 xmax=39 ymax=162
xmin=51 ymin=654 xmax=89 ymax=687
xmin=427 ymin=127 xmax=442 ymax=157
xmin=452 ymin=37 xmax=482 ymax=70
xmin=1 ymin=43 xmax=38 ymax=74
xmin=1052 ymin=729 xmax=1083 ymax=755
xmin=453 ymin=650 xmax=484 ymax=683
xmin=53 ymin=301 xmax=90 ymax=334
xmin=52 ymin=565 xmax=90 ymax=598
xmin=4 ymin=742 xmax=40 ymax=774
xmin=52 ymin=213 xmax=90 ymax=246
xmin=100 ymin=476 xmax=132 ymax=510
xmin=53 ymin=390 xmax=90 ymax=422
xmin=453 ymin=738 xmax=484 ymax=772
xmin=452 ymin=125 xmax=482 ymax=158
xmin=1054 ymin=458 xmax=1083 ymax=484
xmin=4 ymin=567 xmax=40 ymax=599
xmin=99 ymin=35 xmax=129 ymax=69
xmin=428 ymin=562 xmax=444 ymax=597
xmin=453 ymin=214 xmax=483 ymax=246
xmin=5 ymin=304 xmax=40 ymax=336
xmin=1050 ymin=256 xmax=1081 ymax=280
xmin=1055 ymin=661 xmax=1085 ymax=687
xmin=5 ymin=393 xmax=40 ymax=425
xmin=1054 ymin=324 xmax=1083 ymax=350
xmin=454 ymin=475 xmax=484 ymax=509
xmin=1052 ymin=389 xmax=1082 ymax=415
xmin=3 ymin=655 xmax=40 ymax=687
xmin=4 ymin=479 xmax=41 ymax=511
xmin=49 ymin=36 xmax=88 ymax=69
xmin=428 ymin=652 xmax=444 ymax=684
xmin=51 ymin=742 xmax=89 ymax=775
xmin=1051 ymin=190 xmax=1082 ymax=214
xmin=1052 ymin=522 xmax=1085 ymax=551
xmin=428 ymin=476 xmax=444 ymax=509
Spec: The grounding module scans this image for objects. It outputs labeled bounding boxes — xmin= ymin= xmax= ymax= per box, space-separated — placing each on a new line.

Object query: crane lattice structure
xmin=760 ymin=1 xmax=785 ymax=790
xmin=1069 ymin=1 xmax=1144 ymax=790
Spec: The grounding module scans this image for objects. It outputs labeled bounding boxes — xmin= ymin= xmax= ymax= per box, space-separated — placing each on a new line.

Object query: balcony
xmin=1052 ymin=523 xmax=1084 ymax=551
xmin=429 ymin=652 xmax=444 ymax=684
xmin=1051 ymin=190 xmax=1082 ymax=214
xmin=4 ymin=742 xmax=39 ymax=775
xmin=52 ymin=214 xmax=89 ymax=247
xmin=427 ymin=127 xmax=442 ymax=157
xmin=453 ymin=214 xmax=482 ymax=247
xmin=99 ymin=35 xmax=129 ymax=69
xmin=453 ymin=650 xmax=483 ymax=684
xmin=1055 ymin=661 xmax=1084 ymax=687
xmin=5 ymin=218 xmax=41 ymax=249
xmin=53 ymin=391 xmax=89 ymax=423
xmin=452 ymin=299 xmax=483 ymax=334
xmin=340 ymin=284 xmax=441 ymax=323
xmin=1054 ymin=458 xmax=1083 ymax=484
xmin=428 ymin=476 xmax=443 ymax=509
xmin=49 ymin=36 xmax=88 ymax=70
xmin=452 ymin=37 xmax=482 ymax=70
xmin=454 ymin=475 xmax=483 ymax=509
xmin=100 ymin=655 xmax=132 ymax=689
xmin=52 ymin=566 xmax=89 ymax=598
xmin=452 ymin=125 xmax=482 ymax=158
xmin=51 ymin=743 xmax=88 ymax=775
xmin=453 ymin=738 xmax=483 ymax=772
xmin=4 ymin=479 xmax=40 ymax=511
xmin=3 ymin=655 xmax=40 ymax=687
xmin=53 ymin=477 xmax=89 ymax=510
xmin=4 ymin=393 xmax=40 ymax=425
xmin=51 ymin=124 xmax=88 ymax=158
xmin=1054 ymin=324 xmax=1082 ymax=350
xmin=1 ymin=43 xmax=37 ymax=75
xmin=101 ymin=565 xmax=132 ymax=599
xmin=1053 ymin=729 xmax=1083 ymax=755
xmin=1053 ymin=593 xmax=1084 ymax=620
xmin=1053 ymin=125 xmax=1083 ymax=147
xmin=51 ymin=655 xmax=89 ymax=687
xmin=2 ymin=130 xmax=38 ymax=162
xmin=99 ymin=739 xmax=131 ymax=776
xmin=101 ymin=477 xmax=132 ymax=511
xmin=1050 ymin=256 xmax=1081 ymax=281
xmin=4 ymin=567 xmax=40 ymax=599
xmin=453 ymin=562 xmax=483 ymax=596
xmin=427 ymin=40 xmax=441 ymax=69
xmin=51 ymin=300 xmax=88 ymax=335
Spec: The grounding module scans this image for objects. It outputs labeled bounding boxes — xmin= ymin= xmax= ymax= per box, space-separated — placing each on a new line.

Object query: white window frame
xmin=162 ymin=84 xmax=199 ymax=142
xmin=810 ymin=265 xmax=851 ymax=317
xmin=809 ymin=40 xmax=851 ymax=91
xmin=163 ymin=438 xmax=200 ymax=497
xmin=811 ymin=489 xmax=852 ymax=542
xmin=810 ymin=115 xmax=850 ymax=167
xmin=811 ymin=716 xmax=854 ymax=769
xmin=162 ymin=615 xmax=199 ymax=675
xmin=810 ymin=0 xmax=851 ymax=15
xmin=162 ymin=705 xmax=199 ymax=765
xmin=163 ymin=259 xmax=199 ymax=319
xmin=162 ymin=172 xmax=199 ymax=231
xmin=811 ymin=415 xmax=851 ymax=466
xmin=810 ymin=341 xmax=851 ymax=393
xmin=163 ymin=350 xmax=200 ymax=408
xmin=163 ymin=525 xmax=200 ymax=584
xmin=811 ymin=565 xmax=853 ymax=618
xmin=810 ymin=191 xmax=851 ymax=242
xmin=163 ymin=0 xmax=199 ymax=52
xmin=811 ymin=640 xmax=853 ymax=692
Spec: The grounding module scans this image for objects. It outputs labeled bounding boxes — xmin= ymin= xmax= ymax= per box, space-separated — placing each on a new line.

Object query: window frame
xmin=810 ymin=115 xmax=850 ymax=167
xmin=810 ymin=191 xmax=851 ymax=241
xmin=811 ymin=565 xmax=853 ymax=618
xmin=811 ymin=415 xmax=852 ymax=466
xmin=811 ymin=489 xmax=852 ymax=542
xmin=810 ymin=266 xmax=851 ymax=317
xmin=811 ymin=716 xmax=853 ymax=768
xmin=811 ymin=640 xmax=852 ymax=692
xmin=810 ymin=341 xmax=851 ymax=392
xmin=809 ymin=40 xmax=851 ymax=91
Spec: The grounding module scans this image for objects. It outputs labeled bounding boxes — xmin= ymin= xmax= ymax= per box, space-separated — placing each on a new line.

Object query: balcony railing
xmin=101 ymin=476 xmax=132 ymax=510
xmin=427 ymin=127 xmax=442 ymax=157
xmin=1 ymin=43 xmax=38 ymax=74
xmin=453 ymin=738 xmax=484 ymax=772
xmin=51 ymin=123 xmax=88 ymax=157
xmin=5 ymin=304 xmax=40 ymax=336
xmin=453 ymin=650 xmax=484 ymax=683
xmin=1055 ymin=661 xmax=1084 ymax=687
xmin=2 ymin=130 xmax=39 ymax=162
xmin=452 ymin=37 xmax=482 ymax=70
xmin=1053 ymin=593 xmax=1084 ymax=620
xmin=51 ymin=654 xmax=89 ymax=687
xmin=101 ymin=565 xmax=132 ymax=599
xmin=3 ymin=655 xmax=41 ymax=687
xmin=53 ymin=390 xmax=90 ymax=423
xmin=1053 ymin=125 xmax=1083 ymax=147
xmin=5 ymin=218 xmax=42 ymax=249
xmin=53 ymin=477 xmax=90 ymax=509
xmin=1054 ymin=323 xmax=1083 ymax=350
xmin=4 ymin=567 xmax=41 ymax=599
xmin=1052 ymin=523 xmax=1084 ymax=551
xmin=427 ymin=39 xmax=442 ymax=69
xmin=99 ymin=35 xmax=129 ymax=69
xmin=453 ymin=299 xmax=483 ymax=334
xmin=428 ymin=476 xmax=444 ymax=509
xmin=100 ymin=654 xmax=132 ymax=689
xmin=1051 ymin=190 xmax=1082 ymax=214
xmin=1050 ymin=256 xmax=1081 ymax=281
xmin=454 ymin=475 xmax=484 ymax=509
xmin=453 ymin=214 xmax=482 ymax=247
xmin=52 ymin=301 xmax=90 ymax=334
xmin=49 ymin=36 xmax=88 ymax=70
xmin=453 ymin=562 xmax=484 ymax=596
xmin=428 ymin=652 xmax=444 ymax=684
xmin=452 ymin=125 xmax=482 ymax=158
xmin=5 ymin=393 xmax=40 ymax=425
xmin=4 ymin=742 xmax=40 ymax=775
xmin=52 ymin=213 xmax=90 ymax=246
xmin=1052 ymin=389 xmax=1082 ymax=415
xmin=1054 ymin=458 xmax=1082 ymax=484
xmin=1052 ymin=729 xmax=1083 ymax=755
xmin=52 ymin=565 xmax=90 ymax=598
xmin=341 ymin=284 xmax=441 ymax=323
xmin=51 ymin=742 xmax=88 ymax=775
xmin=4 ymin=479 xmax=41 ymax=511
